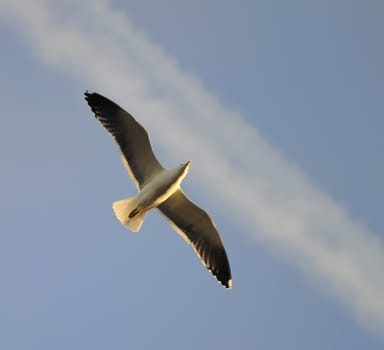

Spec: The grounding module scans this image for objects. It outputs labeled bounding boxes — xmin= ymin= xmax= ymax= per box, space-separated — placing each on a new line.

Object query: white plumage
xmin=85 ymin=91 xmax=232 ymax=289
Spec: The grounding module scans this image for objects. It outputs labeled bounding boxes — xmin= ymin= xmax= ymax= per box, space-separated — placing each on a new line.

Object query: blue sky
xmin=1 ymin=0 xmax=383 ymax=349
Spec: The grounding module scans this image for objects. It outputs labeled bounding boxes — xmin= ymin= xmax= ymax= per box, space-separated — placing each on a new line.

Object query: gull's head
xmin=178 ymin=160 xmax=191 ymax=174
xmin=174 ymin=160 xmax=191 ymax=183
xmin=183 ymin=160 xmax=191 ymax=171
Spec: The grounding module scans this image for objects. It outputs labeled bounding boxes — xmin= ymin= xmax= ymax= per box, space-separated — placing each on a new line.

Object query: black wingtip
xmin=84 ymin=90 xmax=98 ymax=109
xmin=84 ymin=90 xmax=95 ymax=101
xmin=209 ymin=249 xmax=232 ymax=290
xmin=84 ymin=90 xmax=123 ymax=116
xmin=223 ymin=278 xmax=233 ymax=289
xmin=215 ymin=271 xmax=232 ymax=290
xmin=84 ymin=90 xmax=107 ymax=106
xmin=205 ymin=259 xmax=232 ymax=289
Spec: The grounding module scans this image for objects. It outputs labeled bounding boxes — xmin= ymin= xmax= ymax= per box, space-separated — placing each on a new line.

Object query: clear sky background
xmin=1 ymin=1 xmax=383 ymax=349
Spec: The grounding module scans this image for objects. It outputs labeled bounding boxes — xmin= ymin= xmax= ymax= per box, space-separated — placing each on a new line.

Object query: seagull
xmin=84 ymin=91 xmax=232 ymax=289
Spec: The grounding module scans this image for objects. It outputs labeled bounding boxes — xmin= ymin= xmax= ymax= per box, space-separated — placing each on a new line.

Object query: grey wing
xmin=158 ymin=190 xmax=232 ymax=289
xmin=85 ymin=91 xmax=164 ymax=188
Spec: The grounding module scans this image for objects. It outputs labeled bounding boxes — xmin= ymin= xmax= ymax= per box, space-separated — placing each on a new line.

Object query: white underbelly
xmin=152 ymin=179 xmax=180 ymax=205
xmin=137 ymin=169 xmax=185 ymax=209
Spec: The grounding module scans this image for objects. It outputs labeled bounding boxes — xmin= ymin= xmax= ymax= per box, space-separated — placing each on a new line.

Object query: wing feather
xmin=158 ymin=190 xmax=232 ymax=289
xmin=84 ymin=91 xmax=163 ymax=188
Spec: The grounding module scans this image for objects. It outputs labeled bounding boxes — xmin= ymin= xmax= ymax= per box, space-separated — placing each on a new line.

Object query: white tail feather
xmin=112 ymin=197 xmax=146 ymax=232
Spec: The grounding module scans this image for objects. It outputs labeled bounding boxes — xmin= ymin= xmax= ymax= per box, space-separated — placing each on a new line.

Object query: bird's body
xmin=85 ymin=91 xmax=232 ymax=289
xmin=135 ymin=162 xmax=190 ymax=210
xmin=113 ymin=162 xmax=190 ymax=232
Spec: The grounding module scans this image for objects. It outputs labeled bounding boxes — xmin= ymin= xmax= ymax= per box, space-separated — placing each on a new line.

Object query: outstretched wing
xmin=85 ymin=91 xmax=164 ymax=188
xmin=158 ymin=190 xmax=232 ymax=289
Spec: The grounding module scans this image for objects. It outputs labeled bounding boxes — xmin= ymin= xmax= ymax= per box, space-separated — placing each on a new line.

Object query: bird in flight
xmin=84 ymin=91 xmax=232 ymax=289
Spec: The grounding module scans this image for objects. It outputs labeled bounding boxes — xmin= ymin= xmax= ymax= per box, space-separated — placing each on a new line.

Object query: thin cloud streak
xmin=1 ymin=0 xmax=384 ymax=336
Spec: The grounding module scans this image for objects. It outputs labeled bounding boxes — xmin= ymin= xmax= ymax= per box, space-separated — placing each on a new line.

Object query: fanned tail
xmin=112 ymin=197 xmax=146 ymax=232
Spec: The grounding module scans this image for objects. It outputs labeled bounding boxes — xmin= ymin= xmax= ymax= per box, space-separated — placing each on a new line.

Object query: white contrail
xmin=1 ymin=0 xmax=384 ymax=336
